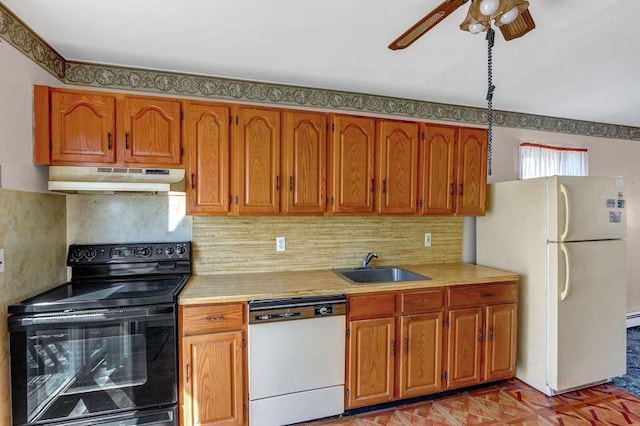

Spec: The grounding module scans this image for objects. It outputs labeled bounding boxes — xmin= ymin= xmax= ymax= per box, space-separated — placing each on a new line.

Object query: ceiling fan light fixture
xmin=494 ymin=0 xmax=530 ymax=27
xmin=468 ymin=22 xmax=487 ymax=34
xmin=479 ymin=0 xmax=500 ymax=17
xmin=499 ymin=7 xmax=519 ymax=24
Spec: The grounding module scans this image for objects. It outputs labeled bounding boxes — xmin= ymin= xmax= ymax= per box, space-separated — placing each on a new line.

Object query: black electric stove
xmin=8 ymin=242 xmax=191 ymax=426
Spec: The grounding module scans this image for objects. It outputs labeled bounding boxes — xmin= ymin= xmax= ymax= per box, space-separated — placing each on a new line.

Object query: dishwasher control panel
xmin=248 ymin=295 xmax=346 ymax=324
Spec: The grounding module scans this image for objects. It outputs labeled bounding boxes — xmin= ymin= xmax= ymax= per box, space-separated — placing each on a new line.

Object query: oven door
xmin=9 ymin=305 xmax=177 ymax=426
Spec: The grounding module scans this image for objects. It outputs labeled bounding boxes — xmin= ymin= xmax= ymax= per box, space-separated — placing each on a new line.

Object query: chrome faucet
xmin=362 ymin=252 xmax=378 ymax=268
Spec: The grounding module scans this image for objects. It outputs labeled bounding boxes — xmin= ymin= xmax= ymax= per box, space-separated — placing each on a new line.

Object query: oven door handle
xmin=10 ymin=305 xmax=175 ymax=329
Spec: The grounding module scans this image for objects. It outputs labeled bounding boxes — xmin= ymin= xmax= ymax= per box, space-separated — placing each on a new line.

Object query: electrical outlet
xmin=276 ymin=237 xmax=286 ymax=252
xmin=424 ymin=233 xmax=432 ymax=247
xmin=0 ymin=248 xmax=5 ymax=273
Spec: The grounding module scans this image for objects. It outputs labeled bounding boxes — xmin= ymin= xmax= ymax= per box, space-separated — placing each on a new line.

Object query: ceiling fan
xmin=389 ymin=0 xmax=535 ymax=50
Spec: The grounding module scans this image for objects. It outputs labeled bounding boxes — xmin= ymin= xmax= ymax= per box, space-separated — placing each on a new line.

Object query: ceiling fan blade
xmin=500 ymin=8 xmax=535 ymax=41
xmin=389 ymin=0 xmax=468 ymax=50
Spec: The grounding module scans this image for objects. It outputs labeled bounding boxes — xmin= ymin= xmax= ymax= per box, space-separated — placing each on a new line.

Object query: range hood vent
xmin=48 ymin=166 xmax=185 ymax=194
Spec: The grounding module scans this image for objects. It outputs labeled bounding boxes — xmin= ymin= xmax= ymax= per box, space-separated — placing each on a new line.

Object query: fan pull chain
xmin=486 ymin=28 xmax=495 ymax=177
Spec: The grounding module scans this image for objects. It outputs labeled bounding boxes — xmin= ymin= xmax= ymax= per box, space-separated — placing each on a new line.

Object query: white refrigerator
xmin=476 ymin=176 xmax=627 ymax=396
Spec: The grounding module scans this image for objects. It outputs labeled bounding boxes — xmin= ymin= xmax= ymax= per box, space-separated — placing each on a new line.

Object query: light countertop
xmin=179 ymin=263 xmax=519 ymax=305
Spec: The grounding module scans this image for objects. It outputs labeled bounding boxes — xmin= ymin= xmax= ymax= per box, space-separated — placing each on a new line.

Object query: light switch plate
xmin=424 ymin=233 xmax=432 ymax=247
xmin=276 ymin=237 xmax=286 ymax=252
xmin=0 ymin=248 xmax=5 ymax=273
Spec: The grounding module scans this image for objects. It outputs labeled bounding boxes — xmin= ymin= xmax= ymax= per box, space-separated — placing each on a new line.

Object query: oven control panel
xmin=67 ymin=242 xmax=191 ymax=264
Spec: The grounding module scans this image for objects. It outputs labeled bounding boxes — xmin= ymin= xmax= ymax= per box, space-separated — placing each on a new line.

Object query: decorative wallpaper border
xmin=1 ymin=2 xmax=639 ymax=141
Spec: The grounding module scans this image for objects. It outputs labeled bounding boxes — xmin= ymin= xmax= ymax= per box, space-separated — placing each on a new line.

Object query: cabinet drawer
xmin=448 ymin=282 xmax=517 ymax=308
xmin=401 ymin=289 xmax=444 ymax=314
xmin=349 ymin=294 xmax=396 ymax=318
xmin=181 ymin=303 xmax=244 ymax=335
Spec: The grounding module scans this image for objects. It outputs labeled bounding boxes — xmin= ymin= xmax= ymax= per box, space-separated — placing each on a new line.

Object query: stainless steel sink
xmin=333 ymin=266 xmax=430 ymax=284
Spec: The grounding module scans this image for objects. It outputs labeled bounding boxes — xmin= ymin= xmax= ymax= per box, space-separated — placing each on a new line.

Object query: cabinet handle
xmin=478 ymin=328 xmax=483 ymax=342
xmin=125 ymin=132 xmax=130 ymax=149
xmin=489 ymin=326 xmax=494 ymax=341
xmin=370 ymin=179 xmax=375 ymax=193
xmin=382 ymin=179 xmax=387 ymax=194
xmin=481 ymin=292 xmax=494 ymax=298
xmin=289 ymin=176 xmax=294 ymax=191
xmin=390 ymin=340 xmax=395 ymax=356
xmin=450 ymin=183 xmax=454 ymax=196
xmin=205 ymin=315 xmax=224 ymax=321
xmin=403 ymin=337 xmax=408 ymax=355
xmin=190 ymin=173 xmax=195 ymax=189
xmin=107 ymin=132 xmax=112 ymax=150
xmin=459 ymin=183 xmax=464 ymax=196
xmin=186 ymin=364 xmax=190 ymax=383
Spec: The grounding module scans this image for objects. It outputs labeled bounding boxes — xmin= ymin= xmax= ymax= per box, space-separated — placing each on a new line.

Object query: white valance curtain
xmin=519 ymin=142 xmax=589 ymax=179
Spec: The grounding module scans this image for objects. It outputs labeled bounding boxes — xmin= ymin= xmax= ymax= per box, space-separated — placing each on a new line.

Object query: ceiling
xmin=4 ymin=0 xmax=640 ymax=127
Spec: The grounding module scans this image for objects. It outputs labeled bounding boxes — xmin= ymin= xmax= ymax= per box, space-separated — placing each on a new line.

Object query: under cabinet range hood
xmin=48 ymin=166 xmax=185 ymax=193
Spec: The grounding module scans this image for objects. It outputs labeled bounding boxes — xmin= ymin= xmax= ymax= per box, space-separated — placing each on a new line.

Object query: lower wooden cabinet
xmin=347 ymin=317 xmax=396 ymax=408
xmin=346 ymin=282 xmax=517 ymax=409
xmin=398 ymin=312 xmax=444 ymax=398
xmin=179 ymin=303 xmax=246 ymax=426
xmin=181 ymin=331 xmax=244 ymax=425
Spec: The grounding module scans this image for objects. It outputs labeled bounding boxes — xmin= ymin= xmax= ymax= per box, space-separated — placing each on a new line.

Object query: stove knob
xmin=318 ymin=306 xmax=329 ymax=315
xmin=85 ymin=248 xmax=97 ymax=260
xmin=176 ymin=246 xmax=186 ymax=255
xmin=71 ymin=248 xmax=84 ymax=260
xmin=165 ymin=246 xmax=176 ymax=256
xmin=142 ymin=247 xmax=152 ymax=257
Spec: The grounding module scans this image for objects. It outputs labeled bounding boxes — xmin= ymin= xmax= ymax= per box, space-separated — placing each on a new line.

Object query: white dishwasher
xmin=248 ymin=295 xmax=346 ymax=426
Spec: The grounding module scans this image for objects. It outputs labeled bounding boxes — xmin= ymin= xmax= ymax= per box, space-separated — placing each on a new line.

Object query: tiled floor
xmin=613 ymin=326 xmax=640 ymax=396
xmin=310 ymin=380 xmax=640 ymax=425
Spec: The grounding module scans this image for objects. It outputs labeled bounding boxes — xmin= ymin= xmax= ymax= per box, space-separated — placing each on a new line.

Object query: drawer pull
xmin=481 ymin=292 xmax=494 ymax=298
xmin=205 ymin=315 xmax=224 ymax=321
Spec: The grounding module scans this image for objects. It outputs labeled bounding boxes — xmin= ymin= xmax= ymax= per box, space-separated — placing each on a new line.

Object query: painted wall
xmin=0 ymin=190 xmax=67 ymax=425
xmin=0 ymin=41 xmax=61 ymax=192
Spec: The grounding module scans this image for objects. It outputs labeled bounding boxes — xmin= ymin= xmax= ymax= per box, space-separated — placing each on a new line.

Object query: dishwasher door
xmin=248 ymin=315 xmax=345 ymax=426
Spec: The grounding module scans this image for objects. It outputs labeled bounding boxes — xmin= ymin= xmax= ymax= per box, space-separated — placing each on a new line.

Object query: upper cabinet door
xmin=377 ymin=120 xmax=419 ymax=215
xmin=184 ymin=102 xmax=230 ymax=215
xmin=120 ymin=96 xmax=182 ymax=165
xmin=456 ymin=128 xmax=487 ymax=216
xmin=282 ymin=111 xmax=326 ymax=214
xmin=328 ymin=115 xmax=376 ymax=214
xmin=51 ymin=90 xmax=116 ymax=164
xmin=234 ymin=107 xmax=281 ymax=214
xmin=420 ymin=125 xmax=457 ymax=215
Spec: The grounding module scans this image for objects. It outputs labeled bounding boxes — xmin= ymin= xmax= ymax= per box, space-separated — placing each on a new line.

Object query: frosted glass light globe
xmin=469 ymin=23 xmax=486 ymax=34
xmin=479 ymin=0 xmax=500 ymax=16
xmin=500 ymin=7 xmax=519 ymax=24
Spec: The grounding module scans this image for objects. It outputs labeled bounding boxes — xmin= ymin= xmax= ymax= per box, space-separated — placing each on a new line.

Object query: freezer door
xmin=548 ymin=176 xmax=626 ymax=242
xmin=547 ymin=240 xmax=626 ymax=393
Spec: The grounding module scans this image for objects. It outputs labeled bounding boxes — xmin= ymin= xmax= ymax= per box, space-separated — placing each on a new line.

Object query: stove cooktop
xmin=8 ymin=274 xmax=190 ymax=314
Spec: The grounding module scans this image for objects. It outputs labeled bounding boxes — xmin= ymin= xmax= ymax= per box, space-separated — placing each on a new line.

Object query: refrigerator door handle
xmin=560 ymin=243 xmax=571 ymax=301
xmin=559 ymin=184 xmax=570 ymax=241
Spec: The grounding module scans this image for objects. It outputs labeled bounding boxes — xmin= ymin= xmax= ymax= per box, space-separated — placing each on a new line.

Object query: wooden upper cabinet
xmin=234 ymin=107 xmax=281 ymax=214
xmin=447 ymin=307 xmax=483 ymax=390
xmin=377 ymin=120 xmax=419 ymax=214
xmin=456 ymin=127 xmax=487 ymax=216
xmin=420 ymin=124 xmax=457 ymax=215
xmin=282 ymin=111 xmax=326 ymax=214
xmin=347 ymin=317 xmax=395 ymax=409
xmin=398 ymin=313 xmax=443 ymax=398
xmin=181 ymin=331 xmax=244 ymax=426
xmin=328 ymin=115 xmax=376 ymax=214
xmin=49 ymin=89 xmax=116 ymax=164
xmin=184 ymin=102 xmax=230 ymax=215
xmin=484 ymin=303 xmax=517 ymax=382
xmin=119 ymin=96 xmax=182 ymax=165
